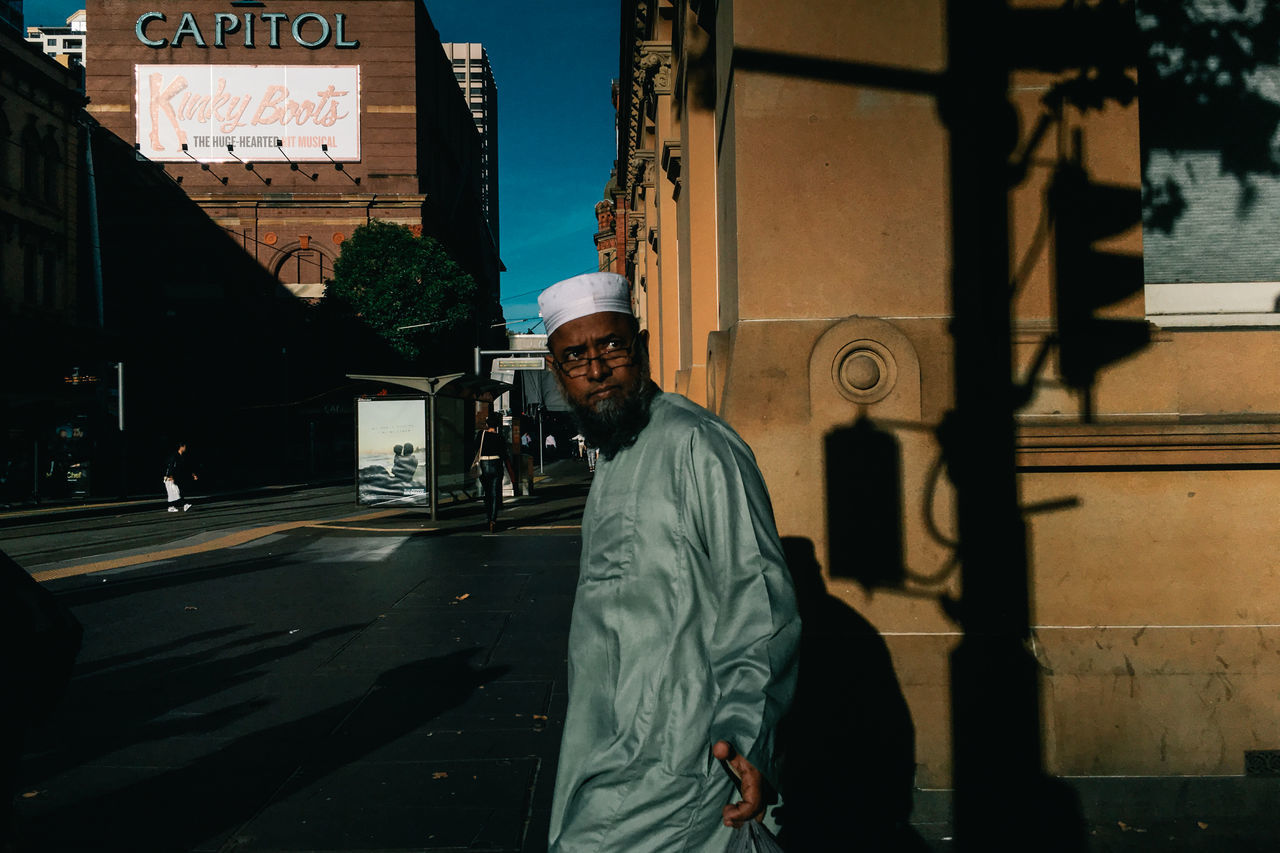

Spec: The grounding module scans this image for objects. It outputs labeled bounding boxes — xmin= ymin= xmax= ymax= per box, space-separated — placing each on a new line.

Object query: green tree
xmin=324 ymin=219 xmax=479 ymax=363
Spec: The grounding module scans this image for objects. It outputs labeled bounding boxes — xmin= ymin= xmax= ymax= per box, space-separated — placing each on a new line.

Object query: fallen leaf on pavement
xmin=432 ymin=771 xmax=448 ymax=779
xmin=184 ymin=606 xmax=198 ymax=611
xmin=1197 ymin=822 xmax=1209 ymax=830
xmin=456 ymin=593 xmax=470 ymax=601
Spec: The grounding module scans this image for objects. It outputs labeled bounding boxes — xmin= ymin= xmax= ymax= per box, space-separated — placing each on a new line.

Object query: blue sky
xmin=24 ymin=0 xmax=620 ymax=332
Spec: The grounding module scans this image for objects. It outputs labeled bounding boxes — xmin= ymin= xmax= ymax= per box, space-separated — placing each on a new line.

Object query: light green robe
xmin=548 ymin=392 xmax=801 ymax=852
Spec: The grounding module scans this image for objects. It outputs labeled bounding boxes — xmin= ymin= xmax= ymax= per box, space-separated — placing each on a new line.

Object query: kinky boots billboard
xmin=136 ymin=64 xmax=360 ymax=163
xmin=132 ymin=5 xmax=361 ymax=163
xmin=84 ymin=0 xmax=418 ymax=172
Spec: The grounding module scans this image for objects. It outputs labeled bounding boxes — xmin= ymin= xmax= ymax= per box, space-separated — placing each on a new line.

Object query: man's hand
xmin=712 ymin=740 xmax=765 ymax=828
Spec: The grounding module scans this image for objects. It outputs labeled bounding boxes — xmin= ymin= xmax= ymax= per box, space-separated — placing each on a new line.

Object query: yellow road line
xmin=31 ymin=509 xmax=405 ymax=582
xmin=311 ymin=524 xmax=440 ymax=532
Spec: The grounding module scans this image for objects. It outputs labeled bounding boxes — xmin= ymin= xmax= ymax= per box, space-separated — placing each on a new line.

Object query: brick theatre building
xmin=83 ymin=0 xmax=498 ymax=301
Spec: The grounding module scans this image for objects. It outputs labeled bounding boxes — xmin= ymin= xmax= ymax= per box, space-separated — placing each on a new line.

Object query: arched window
xmin=42 ymin=250 xmax=57 ymax=308
xmin=43 ymin=133 xmax=59 ymax=203
xmin=23 ymin=243 xmax=38 ymax=304
xmin=21 ymin=126 xmax=41 ymax=198
xmin=0 ymin=108 xmax=11 ymax=189
xmin=273 ymin=245 xmax=332 ymax=299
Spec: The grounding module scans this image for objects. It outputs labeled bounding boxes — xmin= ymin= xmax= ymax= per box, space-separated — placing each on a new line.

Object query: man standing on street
xmin=539 ymin=272 xmax=800 ymax=851
xmin=162 ymin=442 xmax=197 ymax=513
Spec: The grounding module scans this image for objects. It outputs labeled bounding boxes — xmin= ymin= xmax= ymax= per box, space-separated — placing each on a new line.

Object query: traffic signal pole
xmin=942 ymin=1 xmax=1060 ymax=847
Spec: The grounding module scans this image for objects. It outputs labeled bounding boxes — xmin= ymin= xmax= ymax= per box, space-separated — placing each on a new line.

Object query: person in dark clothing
xmin=162 ymin=443 xmax=197 ymax=513
xmin=476 ymin=414 xmax=514 ymax=532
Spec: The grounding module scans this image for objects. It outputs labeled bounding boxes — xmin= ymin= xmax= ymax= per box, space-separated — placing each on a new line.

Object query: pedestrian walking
xmin=538 ymin=272 xmax=800 ymax=851
xmin=475 ymin=414 xmax=514 ymax=533
xmin=543 ymin=432 xmax=557 ymax=459
xmin=162 ymin=442 xmax=197 ymax=512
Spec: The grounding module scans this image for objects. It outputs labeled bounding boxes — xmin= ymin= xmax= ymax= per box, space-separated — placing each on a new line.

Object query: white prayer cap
xmin=538 ymin=272 xmax=632 ymax=336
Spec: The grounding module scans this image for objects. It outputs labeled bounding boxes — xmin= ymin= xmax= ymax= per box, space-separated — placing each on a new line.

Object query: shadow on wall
xmin=817 ymin=415 xmax=1090 ymax=849
xmin=775 ymin=536 xmax=928 ymax=851
xmin=88 ymin=126 xmax=409 ymax=490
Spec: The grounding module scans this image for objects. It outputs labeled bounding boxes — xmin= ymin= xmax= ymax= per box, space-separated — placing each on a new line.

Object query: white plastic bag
xmin=725 ymin=820 xmax=785 ymax=853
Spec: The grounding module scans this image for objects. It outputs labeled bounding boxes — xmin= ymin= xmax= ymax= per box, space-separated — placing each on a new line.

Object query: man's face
xmin=545 ymin=312 xmax=649 ymax=415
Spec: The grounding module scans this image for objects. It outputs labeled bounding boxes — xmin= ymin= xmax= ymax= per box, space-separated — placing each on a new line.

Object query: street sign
xmin=495 ymin=357 xmax=545 ymax=371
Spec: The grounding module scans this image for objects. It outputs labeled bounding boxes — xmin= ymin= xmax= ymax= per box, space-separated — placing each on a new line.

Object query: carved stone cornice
xmin=620 ymin=1 xmax=674 ymax=199
xmin=661 ymin=139 xmax=682 ymax=200
xmin=620 ymin=1 xmax=652 ymax=199
xmin=627 ymin=149 xmax=656 ymax=194
xmin=640 ymin=42 xmax=673 ymax=97
xmin=629 ymin=208 xmax=647 ymax=230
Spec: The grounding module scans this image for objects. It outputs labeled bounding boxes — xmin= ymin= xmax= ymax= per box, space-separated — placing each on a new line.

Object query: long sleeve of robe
xmin=548 ymin=392 xmax=801 ymax=852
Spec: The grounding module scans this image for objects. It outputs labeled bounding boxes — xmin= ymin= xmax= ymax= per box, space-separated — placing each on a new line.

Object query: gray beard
xmin=570 ymin=381 xmax=657 ymax=459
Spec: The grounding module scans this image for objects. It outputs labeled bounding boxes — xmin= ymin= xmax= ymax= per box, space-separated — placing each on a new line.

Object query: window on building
xmin=21 ymin=127 xmax=41 ymax=198
xmin=0 ymin=111 xmax=9 ymax=189
xmin=42 ymin=251 xmax=57 ymax=308
xmin=64 ymin=38 xmax=81 ymax=48
xmin=274 ymin=247 xmax=331 ymax=297
xmin=46 ymin=37 xmax=56 ymax=46
xmin=43 ymin=136 xmax=59 ymax=203
xmin=23 ymin=244 xmax=38 ymax=304
xmin=1138 ymin=4 xmax=1280 ymax=327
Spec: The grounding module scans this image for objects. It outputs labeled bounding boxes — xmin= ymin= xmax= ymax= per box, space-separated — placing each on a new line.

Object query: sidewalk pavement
xmin=8 ymin=457 xmax=598 ymax=853
xmin=0 ymin=456 xmax=587 ymax=529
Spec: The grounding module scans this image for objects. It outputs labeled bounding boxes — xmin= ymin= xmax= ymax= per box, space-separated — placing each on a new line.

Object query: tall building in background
xmin=25 ymin=8 xmax=86 ymax=68
xmin=442 ymin=42 xmax=498 ymax=253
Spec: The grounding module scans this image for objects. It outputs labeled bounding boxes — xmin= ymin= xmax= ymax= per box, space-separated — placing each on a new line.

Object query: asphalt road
xmin=7 ymin=466 xmax=593 ymax=853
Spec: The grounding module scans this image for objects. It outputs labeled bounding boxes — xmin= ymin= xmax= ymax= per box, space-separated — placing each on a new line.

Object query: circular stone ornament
xmin=832 ymin=339 xmax=897 ymax=404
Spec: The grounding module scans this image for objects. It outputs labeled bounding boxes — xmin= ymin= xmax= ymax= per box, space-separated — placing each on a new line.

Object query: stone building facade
xmin=612 ymin=0 xmax=1280 ymax=832
xmin=0 ymin=26 xmax=85 ymax=330
xmin=0 ymin=24 xmax=95 ymax=500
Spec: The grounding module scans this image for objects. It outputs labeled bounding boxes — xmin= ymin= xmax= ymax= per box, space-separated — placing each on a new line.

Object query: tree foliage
xmin=324 ymin=220 xmax=479 ymax=362
xmin=1138 ymin=1 xmax=1280 ymax=177
xmin=1133 ymin=1 xmax=1280 ymax=232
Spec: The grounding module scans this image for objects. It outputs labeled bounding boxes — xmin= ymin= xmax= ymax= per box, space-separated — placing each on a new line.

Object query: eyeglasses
xmin=551 ymin=337 xmax=638 ymax=378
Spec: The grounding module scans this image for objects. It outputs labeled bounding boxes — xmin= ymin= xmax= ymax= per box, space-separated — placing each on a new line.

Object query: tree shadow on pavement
xmin=19 ymin=623 xmax=369 ymax=787
xmin=15 ymin=648 xmax=508 ymax=852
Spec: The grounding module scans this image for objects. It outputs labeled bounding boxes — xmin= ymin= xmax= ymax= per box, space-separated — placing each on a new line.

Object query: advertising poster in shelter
xmin=355 ymin=397 xmax=427 ymax=506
